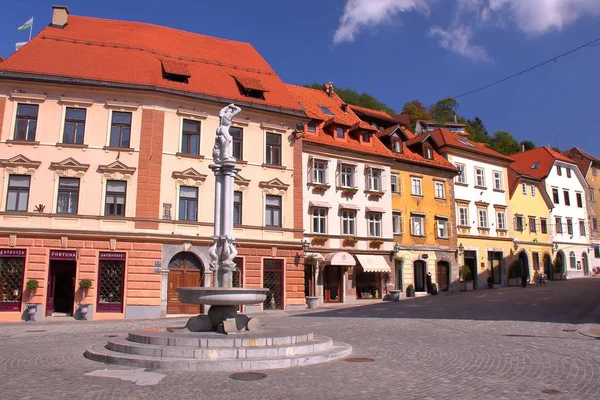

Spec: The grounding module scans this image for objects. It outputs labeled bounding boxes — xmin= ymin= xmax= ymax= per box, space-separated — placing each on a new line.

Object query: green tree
xmin=303 ymin=83 xmax=395 ymax=115
xmin=487 ymin=131 xmax=521 ymax=155
xmin=401 ymin=100 xmax=432 ymax=130
xmin=520 ymin=140 xmax=535 ymax=151
xmin=466 ymin=117 xmax=489 ymax=144
xmin=430 ymin=98 xmax=460 ymax=123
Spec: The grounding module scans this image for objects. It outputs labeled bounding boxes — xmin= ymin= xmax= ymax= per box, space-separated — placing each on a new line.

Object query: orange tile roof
xmin=348 ymin=104 xmax=396 ymax=123
xmin=286 ymin=84 xmax=394 ymax=159
xmin=429 ymin=128 xmax=513 ymax=162
xmin=510 ymin=146 xmax=578 ymax=180
xmin=392 ymin=114 xmax=410 ymax=126
xmin=507 ymin=165 xmax=541 ymax=196
xmin=563 ymin=147 xmax=600 ymax=177
xmin=0 ymin=15 xmax=302 ymax=114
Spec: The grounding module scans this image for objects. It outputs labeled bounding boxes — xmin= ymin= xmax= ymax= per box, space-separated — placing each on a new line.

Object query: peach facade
xmin=0 ymin=80 xmax=307 ymax=321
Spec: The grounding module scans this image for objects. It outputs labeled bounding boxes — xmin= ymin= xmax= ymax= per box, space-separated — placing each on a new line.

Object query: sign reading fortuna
xmin=49 ymin=250 xmax=76 ymax=260
xmin=99 ymin=252 xmax=126 ymax=260
xmin=0 ymin=249 xmax=26 ymax=257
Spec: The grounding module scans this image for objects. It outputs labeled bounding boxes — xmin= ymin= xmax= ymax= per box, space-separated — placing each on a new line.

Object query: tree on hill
xmin=304 ymin=83 xmax=395 ymax=115
xmin=430 ymin=98 xmax=460 ymax=123
xmin=401 ymin=100 xmax=432 ymax=130
xmin=520 ymin=140 xmax=535 ymax=151
xmin=466 ymin=117 xmax=489 ymax=143
xmin=488 ymin=131 xmax=521 ymax=155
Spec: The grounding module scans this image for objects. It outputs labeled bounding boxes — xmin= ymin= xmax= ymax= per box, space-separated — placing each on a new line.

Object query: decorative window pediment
xmin=171 ymin=167 xmax=207 ymax=182
xmin=9 ymin=92 xmax=46 ymax=104
xmin=50 ymin=157 xmax=90 ymax=172
xmin=259 ymin=178 xmax=289 ymax=191
xmin=59 ymin=96 xmax=93 ymax=108
xmin=105 ymin=100 xmax=140 ymax=111
xmin=234 ymin=173 xmax=250 ymax=187
xmin=177 ymin=108 xmax=208 ymax=120
xmin=0 ymin=154 xmax=41 ymax=169
xmin=98 ymin=160 xmax=136 ymax=175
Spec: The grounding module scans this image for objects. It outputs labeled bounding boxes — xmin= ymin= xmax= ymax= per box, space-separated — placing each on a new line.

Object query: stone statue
xmin=212 ymin=104 xmax=241 ymax=163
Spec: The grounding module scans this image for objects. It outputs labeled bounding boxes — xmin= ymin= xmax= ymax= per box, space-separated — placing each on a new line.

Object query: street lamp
xmin=458 ymin=243 xmax=464 ymax=256
xmin=393 ymin=243 xmax=401 ymax=254
xmin=301 ymin=239 xmax=310 ymax=255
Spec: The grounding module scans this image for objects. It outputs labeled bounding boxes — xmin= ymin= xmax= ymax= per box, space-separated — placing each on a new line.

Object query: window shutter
xmin=410 ymin=217 xmax=414 ymax=235
xmin=352 ymin=166 xmax=358 ymax=189
xmin=365 ymin=167 xmax=370 ymax=190
xmin=399 ymin=216 xmax=404 ymax=234
xmin=380 ymin=170 xmax=386 ymax=192
xmin=336 ymin=162 xmax=341 ymax=187
xmin=307 ymin=158 xmax=313 ymax=184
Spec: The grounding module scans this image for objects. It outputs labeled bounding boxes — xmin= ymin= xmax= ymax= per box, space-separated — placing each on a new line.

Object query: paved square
xmin=1 ymin=279 xmax=599 ymax=399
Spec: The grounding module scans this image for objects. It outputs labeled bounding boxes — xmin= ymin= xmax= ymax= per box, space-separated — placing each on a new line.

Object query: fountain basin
xmin=176 ymin=287 xmax=269 ymax=306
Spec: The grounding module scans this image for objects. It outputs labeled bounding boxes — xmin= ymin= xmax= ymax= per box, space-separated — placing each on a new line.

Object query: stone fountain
xmin=85 ymin=104 xmax=351 ymax=371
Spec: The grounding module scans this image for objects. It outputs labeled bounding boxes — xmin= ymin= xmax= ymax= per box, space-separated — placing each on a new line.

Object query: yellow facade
xmin=509 ymin=178 xmax=554 ymax=281
xmin=391 ymin=162 xmax=458 ymax=293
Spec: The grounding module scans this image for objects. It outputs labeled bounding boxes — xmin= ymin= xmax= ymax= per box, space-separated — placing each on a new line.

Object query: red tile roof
xmin=286 ymin=84 xmax=394 ymax=159
xmin=510 ymin=146 xmax=578 ymax=180
xmin=348 ymin=104 xmax=396 ymax=123
xmin=562 ymin=147 xmax=600 ymax=177
xmin=429 ymin=128 xmax=513 ymax=163
xmin=507 ymin=165 xmax=541 ymax=196
xmin=0 ymin=14 xmax=302 ymax=114
xmin=392 ymin=114 xmax=410 ymax=126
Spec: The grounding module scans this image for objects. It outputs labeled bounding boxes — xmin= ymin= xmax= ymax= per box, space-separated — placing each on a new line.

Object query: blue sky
xmin=2 ymin=0 xmax=600 ymax=155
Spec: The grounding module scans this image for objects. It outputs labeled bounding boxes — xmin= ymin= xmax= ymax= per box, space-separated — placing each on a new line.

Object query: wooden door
xmin=167 ymin=270 xmax=201 ymax=314
xmin=436 ymin=262 xmax=449 ymax=291
xmin=413 ymin=261 xmax=426 ymax=292
xmin=45 ymin=269 xmax=56 ymax=317
xmin=324 ymin=266 xmax=342 ymax=303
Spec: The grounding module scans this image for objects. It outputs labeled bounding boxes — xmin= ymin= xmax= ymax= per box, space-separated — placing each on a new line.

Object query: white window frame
xmin=475 ymin=168 xmax=485 ymax=187
xmin=311 ymin=207 xmax=327 ymax=234
xmin=497 ymin=210 xmax=506 ymax=230
xmin=339 ymin=164 xmax=355 ymax=188
xmin=367 ymin=168 xmax=382 ymax=192
xmin=341 ymin=210 xmax=356 ymax=236
xmin=458 ymin=206 xmax=469 ymax=227
xmin=522 ymin=183 xmax=527 ymax=195
xmin=478 ymin=208 xmax=488 ymax=228
xmin=590 ymin=189 xmax=596 ymax=202
xmin=392 ymin=211 xmax=402 ymax=235
xmin=530 ymin=185 xmax=536 ymax=196
xmin=411 ymin=177 xmax=423 ymax=196
xmin=493 ymin=171 xmax=502 ymax=190
xmin=434 ymin=181 xmax=445 ymax=199
xmin=312 ymin=159 xmax=327 ymax=185
xmin=436 ymin=218 xmax=448 ymax=239
xmin=455 ymin=163 xmax=466 ymax=184
xmin=411 ymin=215 xmax=425 ymax=237
xmin=390 ymin=174 xmax=399 ymax=193
xmin=367 ymin=212 xmax=382 ymax=237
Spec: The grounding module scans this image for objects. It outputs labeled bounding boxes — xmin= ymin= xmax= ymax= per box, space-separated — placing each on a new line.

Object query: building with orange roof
xmin=427 ymin=128 xmax=515 ymax=289
xmin=512 ymin=147 xmax=591 ymax=278
xmin=415 ymin=120 xmax=467 ymax=135
xmin=376 ymin=123 xmax=460 ymax=294
xmin=286 ymin=83 xmax=397 ymax=305
xmin=562 ymin=147 xmax=600 ymax=270
xmin=0 ymin=6 xmax=310 ymax=322
xmin=506 ymin=165 xmax=554 ymax=282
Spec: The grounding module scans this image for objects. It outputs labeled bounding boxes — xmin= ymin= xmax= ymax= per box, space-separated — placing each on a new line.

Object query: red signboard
xmin=99 ymin=252 xmax=126 ymax=260
xmin=0 ymin=249 xmax=26 ymax=258
xmin=49 ymin=250 xmax=76 ymax=260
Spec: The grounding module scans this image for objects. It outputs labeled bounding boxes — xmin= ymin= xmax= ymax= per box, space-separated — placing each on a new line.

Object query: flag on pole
xmin=17 ymin=17 xmax=33 ymax=32
xmin=15 ymin=42 xmax=27 ymax=51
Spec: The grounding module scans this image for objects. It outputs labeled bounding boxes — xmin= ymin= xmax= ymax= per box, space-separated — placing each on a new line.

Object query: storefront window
xmin=0 ymin=249 xmax=26 ymax=311
xmin=356 ymin=270 xmax=381 ymax=299
xmin=97 ymin=252 xmax=126 ymax=313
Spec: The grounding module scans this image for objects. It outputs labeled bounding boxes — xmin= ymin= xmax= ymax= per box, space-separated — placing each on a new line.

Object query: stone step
xmin=106 ymin=336 xmax=333 ymax=360
xmin=127 ymin=328 xmax=313 ymax=348
xmin=85 ymin=340 xmax=352 ymax=372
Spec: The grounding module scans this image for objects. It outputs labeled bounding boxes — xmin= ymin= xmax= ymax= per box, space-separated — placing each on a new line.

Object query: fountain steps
xmin=85 ymin=337 xmax=352 ymax=371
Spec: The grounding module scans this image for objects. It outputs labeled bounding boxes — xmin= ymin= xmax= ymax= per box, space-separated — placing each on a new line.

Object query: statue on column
xmin=212 ymin=104 xmax=241 ymax=163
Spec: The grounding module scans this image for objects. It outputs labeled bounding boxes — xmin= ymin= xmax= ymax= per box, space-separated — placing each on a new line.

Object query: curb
xmin=579 ymin=324 xmax=600 ymax=339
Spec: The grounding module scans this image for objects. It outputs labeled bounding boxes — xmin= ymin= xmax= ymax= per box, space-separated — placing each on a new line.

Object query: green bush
xmin=406 ymin=284 xmax=414 ymax=291
xmin=459 ymin=265 xmax=472 ymax=281
xmin=79 ymin=279 xmax=92 ymax=290
xmin=552 ymin=257 xmax=564 ymax=273
xmin=25 ymin=279 xmax=39 ymax=291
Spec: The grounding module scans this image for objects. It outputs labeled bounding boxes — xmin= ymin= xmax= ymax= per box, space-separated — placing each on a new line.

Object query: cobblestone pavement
xmin=1 ymin=279 xmax=599 ymax=400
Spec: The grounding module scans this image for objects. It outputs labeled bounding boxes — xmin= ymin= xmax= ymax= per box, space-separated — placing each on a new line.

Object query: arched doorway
xmin=413 ymin=260 xmax=426 ymax=292
xmin=394 ymin=259 xmax=403 ymax=290
xmin=518 ymin=251 xmax=529 ymax=282
xmin=554 ymin=251 xmax=565 ymax=280
xmin=582 ymin=252 xmax=589 ymax=276
xmin=167 ymin=252 xmax=204 ymax=314
xmin=543 ymin=253 xmax=552 ymax=280
xmin=436 ymin=261 xmax=450 ymax=291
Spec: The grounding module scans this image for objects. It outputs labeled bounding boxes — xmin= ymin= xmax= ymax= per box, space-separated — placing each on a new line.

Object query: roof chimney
xmin=326 ymin=82 xmax=334 ymax=97
xmin=52 ymin=5 xmax=70 ymax=28
xmin=341 ymin=103 xmax=348 ymax=113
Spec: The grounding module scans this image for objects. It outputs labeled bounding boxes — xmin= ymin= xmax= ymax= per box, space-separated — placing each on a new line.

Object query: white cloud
xmin=429 ymin=26 xmax=491 ymax=63
xmin=333 ymin=0 xmax=600 ymax=61
xmin=333 ymin=0 xmax=430 ymax=44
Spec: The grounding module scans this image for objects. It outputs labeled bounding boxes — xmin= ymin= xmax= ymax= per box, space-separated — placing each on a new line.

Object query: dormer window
xmin=336 ymin=127 xmax=345 ymax=139
xmin=319 ymin=105 xmax=334 ymax=116
xmin=392 ymin=140 xmax=402 ymax=153
xmin=424 ymin=145 xmax=433 ymax=160
xmin=361 ymin=133 xmax=371 ymax=143
xmin=233 ymin=75 xmax=266 ymax=100
xmin=307 ymin=122 xmax=316 ymax=133
xmin=531 ymin=162 xmax=540 ymax=170
xmin=161 ymin=60 xmax=190 ymax=84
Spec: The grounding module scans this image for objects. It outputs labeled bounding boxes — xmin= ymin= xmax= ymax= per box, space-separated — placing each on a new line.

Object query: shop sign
xmin=421 ymin=254 xmax=429 ymax=259
xmin=0 ymin=249 xmax=26 ymax=258
xmin=99 ymin=252 xmax=126 ymax=260
xmin=49 ymin=250 xmax=76 ymax=260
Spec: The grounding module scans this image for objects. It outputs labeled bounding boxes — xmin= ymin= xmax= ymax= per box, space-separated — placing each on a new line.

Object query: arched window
xmin=569 ymin=251 xmax=576 ymax=269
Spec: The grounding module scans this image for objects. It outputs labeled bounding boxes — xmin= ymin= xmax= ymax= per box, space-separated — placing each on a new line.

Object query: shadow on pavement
xmin=294 ymin=279 xmax=600 ymax=325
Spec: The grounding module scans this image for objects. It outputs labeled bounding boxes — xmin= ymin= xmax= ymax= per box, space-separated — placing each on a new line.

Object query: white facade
xmin=302 ymin=151 xmax=393 ymax=251
xmin=449 ymin=154 xmax=511 ymax=238
xmin=545 ymin=160 xmax=591 ymax=277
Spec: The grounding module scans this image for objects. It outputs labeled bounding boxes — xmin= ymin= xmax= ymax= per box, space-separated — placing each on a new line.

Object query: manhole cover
xmin=541 ymin=389 xmax=562 ymax=395
xmin=343 ymin=357 xmax=375 ymax=363
xmin=229 ymin=372 xmax=267 ymax=381
xmin=104 ymin=335 xmax=118 ymax=338
xmin=25 ymin=330 xmax=46 ymax=333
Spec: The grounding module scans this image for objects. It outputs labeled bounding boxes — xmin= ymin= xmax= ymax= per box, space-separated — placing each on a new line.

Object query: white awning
xmin=366 ymin=206 xmax=386 ymax=213
xmin=309 ymin=201 xmax=332 ymax=208
xmin=356 ymin=255 xmax=391 ymax=273
xmin=339 ymin=203 xmax=360 ymax=210
xmin=324 ymin=252 xmax=356 ymax=266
